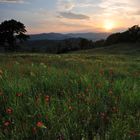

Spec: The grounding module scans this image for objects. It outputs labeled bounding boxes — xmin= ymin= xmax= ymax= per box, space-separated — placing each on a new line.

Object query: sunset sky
xmin=0 ymin=0 xmax=140 ymax=34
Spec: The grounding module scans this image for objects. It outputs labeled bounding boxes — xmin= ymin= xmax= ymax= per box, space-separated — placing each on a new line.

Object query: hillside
xmin=0 ymin=46 xmax=140 ymax=139
xmin=76 ymin=43 xmax=140 ymax=55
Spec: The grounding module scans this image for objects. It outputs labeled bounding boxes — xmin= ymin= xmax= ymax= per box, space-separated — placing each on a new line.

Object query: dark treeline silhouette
xmin=20 ymin=38 xmax=94 ymax=54
xmin=0 ymin=19 xmax=29 ymax=51
xmin=0 ymin=19 xmax=140 ymax=53
xmin=105 ymin=25 xmax=140 ymax=45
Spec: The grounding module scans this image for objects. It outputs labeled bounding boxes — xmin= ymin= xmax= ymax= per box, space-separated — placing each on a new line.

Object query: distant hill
xmin=29 ymin=32 xmax=110 ymax=41
xmin=76 ymin=43 xmax=140 ymax=55
xmin=29 ymin=33 xmax=71 ymax=41
xmin=67 ymin=32 xmax=110 ymax=41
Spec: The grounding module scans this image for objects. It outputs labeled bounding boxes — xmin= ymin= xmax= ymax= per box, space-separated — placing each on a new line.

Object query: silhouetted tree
xmin=105 ymin=25 xmax=140 ymax=45
xmin=0 ymin=19 xmax=29 ymax=51
xmin=128 ymin=25 xmax=140 ymax=42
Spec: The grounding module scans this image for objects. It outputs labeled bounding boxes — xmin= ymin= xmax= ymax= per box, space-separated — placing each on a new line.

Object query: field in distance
xmin=0 ymin=43 xmax=140 ymax=139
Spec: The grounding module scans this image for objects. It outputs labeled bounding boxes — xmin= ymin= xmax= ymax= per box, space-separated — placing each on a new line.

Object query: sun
xmin=104 ymin=21 xmax=115 ymax=31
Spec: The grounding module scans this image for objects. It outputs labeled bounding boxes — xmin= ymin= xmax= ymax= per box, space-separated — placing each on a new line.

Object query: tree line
xmin=0 ymin=19 xmax=140 ymax=53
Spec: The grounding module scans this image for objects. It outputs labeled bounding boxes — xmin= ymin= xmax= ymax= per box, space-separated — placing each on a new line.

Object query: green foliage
xmin=0 ymin=52 xmax=139 ymax=139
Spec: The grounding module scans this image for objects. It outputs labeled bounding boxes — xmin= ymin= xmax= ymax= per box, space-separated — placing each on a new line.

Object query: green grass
xmin=0 ymin=44 xmax=140 ymax=140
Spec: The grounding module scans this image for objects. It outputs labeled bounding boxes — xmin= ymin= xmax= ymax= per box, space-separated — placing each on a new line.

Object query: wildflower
xmin=45 ymin=95 xmax=50 ymax=103
xmin=6 ymin=108 xmax=13 ymax=115
xmin=4 ymin=120 xmax=11 ymax=127
xmin=36 ymin=121 xmax=47 ymax=128
xmin=16 ymin=93 xmax=22 ymax=97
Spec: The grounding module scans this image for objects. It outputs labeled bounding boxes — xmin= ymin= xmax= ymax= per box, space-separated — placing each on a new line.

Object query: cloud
xmin=59 ymin=12 xmax=90 ymax=20
xmin=133 ymin=10 xmax=140 ymax=16
xmin=0 ymin=0 xmax=25 ymax=3
xmin=57 ymin=0 xmax=75 ymax=11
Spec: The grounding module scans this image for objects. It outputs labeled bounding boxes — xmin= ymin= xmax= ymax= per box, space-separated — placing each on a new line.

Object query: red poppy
xmin=6 ymin=108 xmax=13 ymax=115
xmin=37 ymin=121 xmax=44 ymax=127
xmin=36 ymin=121 xmax=46 ymax=128
xmin=16 ymin=93 xmax=22 ymax=97
xmin=4 ymin=120 xmax=11 ymax=127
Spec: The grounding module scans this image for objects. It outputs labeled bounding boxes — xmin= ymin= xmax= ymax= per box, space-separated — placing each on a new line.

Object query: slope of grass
xmin=0 ymin=44 xmax=140 ymax=139
xmin=76 ymin=43 xmax=140 ymax=55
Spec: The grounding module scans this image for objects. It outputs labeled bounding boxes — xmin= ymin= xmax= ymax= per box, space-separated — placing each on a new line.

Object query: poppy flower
xmin=36 ymin=121 xmax=47 ymax=128
xmin=4 ymin=120 xmax=11 ymax=127
xmin=16 ymin=93 xmax=22 ymax=97
xmin=6 ymin=108 xmax=13 ymax=115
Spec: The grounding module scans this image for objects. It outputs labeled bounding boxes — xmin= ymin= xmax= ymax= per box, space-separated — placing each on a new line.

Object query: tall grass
xmin=0 ymin=53 xmax=140 ymax=140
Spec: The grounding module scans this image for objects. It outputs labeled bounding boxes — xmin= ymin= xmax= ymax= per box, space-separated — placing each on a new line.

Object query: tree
xmin=128 ymin=25 xmax=140 ymax=42
xmin=0 ymin=19 xmax=29 ymax=51
xmin=105 ymin=25 xmax=140 ymax=45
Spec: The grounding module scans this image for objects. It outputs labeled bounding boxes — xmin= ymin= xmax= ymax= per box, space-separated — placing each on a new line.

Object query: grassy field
xmin=0 ymin=43 xmax=140 ymax=140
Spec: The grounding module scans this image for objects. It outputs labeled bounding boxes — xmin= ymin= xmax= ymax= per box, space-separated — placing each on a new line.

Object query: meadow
xmin=0 ymin=44 xmax=140 ymax=140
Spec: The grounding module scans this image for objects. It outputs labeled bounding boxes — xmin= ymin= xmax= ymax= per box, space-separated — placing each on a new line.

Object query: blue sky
xmin=0 ymin=0 xmax=140 ymax=33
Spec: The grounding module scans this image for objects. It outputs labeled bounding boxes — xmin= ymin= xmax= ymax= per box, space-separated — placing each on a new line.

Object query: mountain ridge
xmin=29 ymin=32 xmax=110 ymax=41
